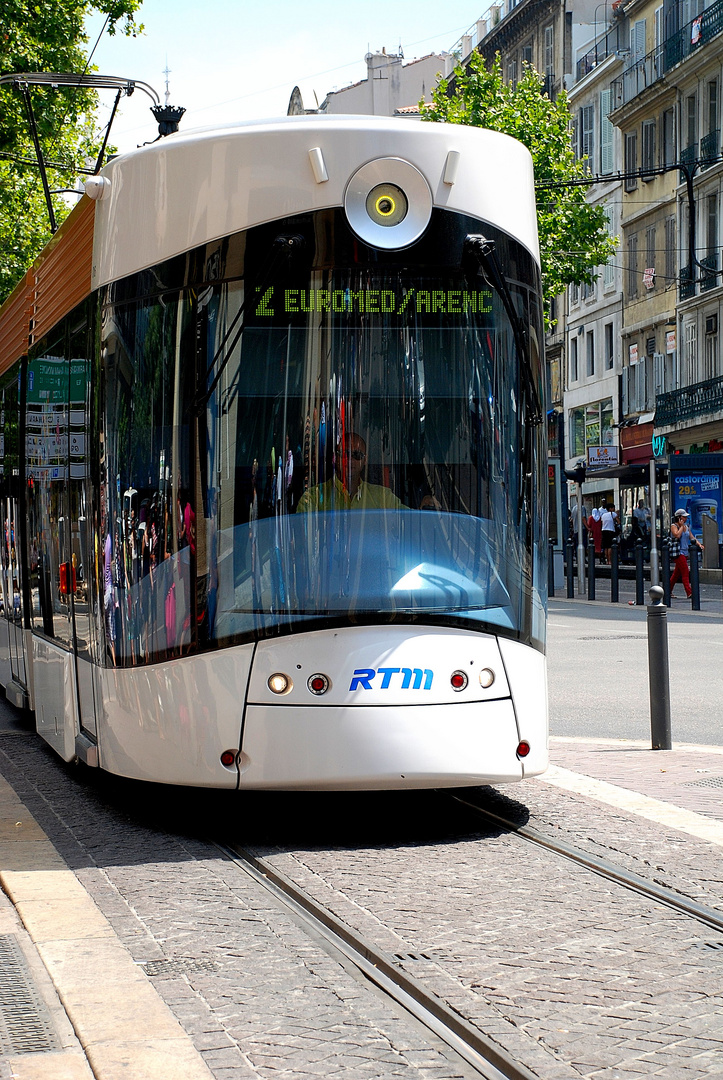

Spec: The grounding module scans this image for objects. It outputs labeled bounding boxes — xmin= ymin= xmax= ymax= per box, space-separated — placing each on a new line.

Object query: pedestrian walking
xmin=669 ymin=508 xmax=703 ymax=599
xmin=587 ymin=505 xmax=603 ymax=561
xmin=599 ymin=503 xmax=619 ymax=565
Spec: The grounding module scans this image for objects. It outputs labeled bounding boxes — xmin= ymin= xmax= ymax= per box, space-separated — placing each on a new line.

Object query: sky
xmin=85 ymin=0 xmax=482 ymax=154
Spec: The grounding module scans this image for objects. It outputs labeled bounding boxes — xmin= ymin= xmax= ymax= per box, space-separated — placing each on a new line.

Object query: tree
xmin=421 ymin=53 xmax=616 ymax=318
xmin=0 ymin=1 xmax=144 ymax=303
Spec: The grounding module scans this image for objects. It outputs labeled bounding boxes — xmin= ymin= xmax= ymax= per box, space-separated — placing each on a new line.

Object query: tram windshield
xmin=101 ymin=211 xmax=546 ymax=665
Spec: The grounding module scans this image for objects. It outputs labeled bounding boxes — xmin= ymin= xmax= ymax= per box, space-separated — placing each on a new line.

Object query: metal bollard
xmin=587 ymin=540 xmax=596 ymax=600
xmin=661 ymin=537 xmax=671 ymax=607
xmin=548 ymin=539 xmax=555 ymax=598
xmin=647 ymin=585 xmax=672 ymax=750
xmin=690 ymin=545 xmax=701 ymax=610
xmin=610 ymin=537 xmax=619 ymax=603
xmin=635 ymin=539 xmax=645 ymax=607
xmin=566 ymin=538 xmax=575 ymax=598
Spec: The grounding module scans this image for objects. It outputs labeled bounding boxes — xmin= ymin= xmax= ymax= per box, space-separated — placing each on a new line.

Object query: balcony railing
xmin=701 ymin=129 xmax=721 ymax=168
xmin=612 ymin=0 xmax=723 ymax=108
xmin=701 ymin=253 xmax=720 ymax=292
xmin=576 ymin=24 xmax=621 ymax=82
xmin=679 ymin=266 xmax=695 ymax=300
xmin=656 ymin=374 xmax=723 ymax=426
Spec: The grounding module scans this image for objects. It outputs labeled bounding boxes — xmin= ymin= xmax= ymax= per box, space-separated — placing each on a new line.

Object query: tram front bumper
xmin=237 ymin=699 xmax=522 ymax=790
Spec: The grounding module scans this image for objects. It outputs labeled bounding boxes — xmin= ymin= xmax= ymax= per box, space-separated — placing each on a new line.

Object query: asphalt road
xmin=548 ymin=590 xmax=723 ymax=745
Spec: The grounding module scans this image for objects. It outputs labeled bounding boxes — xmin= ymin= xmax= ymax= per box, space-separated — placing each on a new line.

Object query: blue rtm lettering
xmin=349 ymin=668 xmax=434 ymax=691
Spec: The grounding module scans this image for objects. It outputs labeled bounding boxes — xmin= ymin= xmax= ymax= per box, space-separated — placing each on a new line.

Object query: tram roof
xmin=91 ymin=114 xmax=539 ymax=288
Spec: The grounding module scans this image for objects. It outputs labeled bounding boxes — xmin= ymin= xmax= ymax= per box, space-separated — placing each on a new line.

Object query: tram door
xmin=68 ymin=328 xmax=99 ymax=739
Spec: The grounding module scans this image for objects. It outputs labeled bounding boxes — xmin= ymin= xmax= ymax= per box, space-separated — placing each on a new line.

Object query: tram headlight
xmin=479 ymin=668 xmax=496 ymax=688
xmin=268 ymin=673 xmax=292 ymax=695
xmin=307 ymin=674 xmax=330 ymax=695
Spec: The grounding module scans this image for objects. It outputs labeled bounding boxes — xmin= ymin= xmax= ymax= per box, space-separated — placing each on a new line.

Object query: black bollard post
xmin=661 ymin=538 xmax=671 ymax=607
xmin=635 ymin=539 xmax=645 ymax=606
xmin=647 ymin=585 xmax=672 ymax=750
xmin=610 ymin=537 xmax=619 ymax=603
xmin=587 ymin=540 xmax=596 ymax=600
xmin=566 ymin=538 xmax=575 ymax=598
xmin=690 ymin=544 xmax=701 ymax=610
xmin=548 ymin=539 xmax=555 ymax=598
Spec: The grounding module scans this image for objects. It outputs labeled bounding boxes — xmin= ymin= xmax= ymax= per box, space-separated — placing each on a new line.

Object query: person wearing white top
xmin=600 ymin=505 xmax=619 ymax=564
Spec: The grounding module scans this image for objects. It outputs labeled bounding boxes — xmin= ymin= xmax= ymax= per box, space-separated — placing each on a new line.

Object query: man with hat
xmin=669 ymin=508 xmax=703 ymax=599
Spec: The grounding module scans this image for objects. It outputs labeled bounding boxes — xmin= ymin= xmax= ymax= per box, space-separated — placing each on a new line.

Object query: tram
xmin=0 ymin=115 xmax=547 ymax=789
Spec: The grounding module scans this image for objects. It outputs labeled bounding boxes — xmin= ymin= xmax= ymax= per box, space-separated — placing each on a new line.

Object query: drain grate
xmin=140 ymin=957 xmax=218 ymax=978
xmin=393 ymin=951 xmax=452 ymax=964
xmin=682 ymin=776 xmax=723 ymax=790
xmin=0 ymin=936 xmax=58 ymax=1055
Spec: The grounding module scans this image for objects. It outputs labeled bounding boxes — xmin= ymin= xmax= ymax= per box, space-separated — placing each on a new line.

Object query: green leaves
xmin=0 ymin=1 xmax=143 ymax=304
xmin=422 ymin=52 xmax=617 ymax=323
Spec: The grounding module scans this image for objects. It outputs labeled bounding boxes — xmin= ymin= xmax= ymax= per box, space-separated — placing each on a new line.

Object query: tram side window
xmin=0 ymin=363 xmax=23 ymax=626
xmin=100 ymin=293 xmax=195 ymax=666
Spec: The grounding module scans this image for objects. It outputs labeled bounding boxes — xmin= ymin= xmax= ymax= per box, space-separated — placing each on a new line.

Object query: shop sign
xmin=629 ymin=343 xmax=639 ymax=364
xmin=652 ymin=434 xmax=667 ymax=458
xmin=643 ymin=267 xmax=655 ymax=289
xmin=665 ymin=330 xmax=676 ymax=354
xmin=671 ymin=471 xmax=722 ymax=540
xmin=587 ymin=445 xmax=619 ymax=468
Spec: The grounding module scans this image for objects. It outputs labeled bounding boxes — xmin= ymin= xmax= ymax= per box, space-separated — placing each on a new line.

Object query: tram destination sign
xmin=253 ymin=286 xmax=494 ymax=319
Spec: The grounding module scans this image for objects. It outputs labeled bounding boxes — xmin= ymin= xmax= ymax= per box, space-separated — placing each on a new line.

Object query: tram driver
xmin=296 ymin=432 xmax=438 ymax=513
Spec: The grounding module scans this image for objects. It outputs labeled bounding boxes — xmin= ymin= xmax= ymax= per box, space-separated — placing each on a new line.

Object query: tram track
xmin=218 ymin=840 xmax=537 ymax=1080
xmin=448 ymin=792 xmax=723 ymax=935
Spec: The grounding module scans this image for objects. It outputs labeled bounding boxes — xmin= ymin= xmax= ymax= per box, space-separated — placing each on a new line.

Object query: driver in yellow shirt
xmin=297 ymin=432 xmax=404 ymax=512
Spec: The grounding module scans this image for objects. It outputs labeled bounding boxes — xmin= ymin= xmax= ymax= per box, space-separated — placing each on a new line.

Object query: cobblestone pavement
xmin=2 ymin=719 xmax=723 ymax=1079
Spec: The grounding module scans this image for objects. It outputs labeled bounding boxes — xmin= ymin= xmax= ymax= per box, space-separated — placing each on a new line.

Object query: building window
xmin=603 ymin=214 xmax=615 ymax=289
xmin=704 ymin=332 xmax=718 ymax=381
xmin=625 ymin=131 xmax=637 ymax=191
xmin=507 ymin=58 xmax=518 ymax=88
xmin=642 ymin=119 xmax=656 ymax=177
xmin=645 ymin=225 xmax=656 ymax=290
xmin=521 ymin=41 xmax=533 ymax=66
xmin=586 ymin=330 xmax=595 ymax=376
xmin=628 ymin=233 xmax=638 ymax=298
xmin=580 ymin=105 xmax=594 ymax=171
xmin=662 ymin=108 xmax=675 ymax=166
xmin=686 ymin=93 xmax=697 ymax=151
xmin=709 ymin=79 xmax=719 ymax=134
xmin=707 ymin=192 xmax=718 ymax=254
xmin=665 ymin=215 xmax=676 ymax=283
xmin=604 ymin=322 xmax=614 ymax=370
xmin=685 ymin=320 xmax=697 ymax=384
xmin=570 ymin=399 xmax=614 ymax=458
xmin=600 ymin=89 xmax=613 ymax=174
xmin=544 ymin=25 xmax=554 ymax=81
xmin=630 ymin=19 xmax=646 ymax=63
xmin=570 ymin=335 xmax=579 ymax=382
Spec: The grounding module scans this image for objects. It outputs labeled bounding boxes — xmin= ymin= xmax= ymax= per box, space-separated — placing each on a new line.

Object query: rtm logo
xmin=349 ymin=668 xmax=434 ymax=691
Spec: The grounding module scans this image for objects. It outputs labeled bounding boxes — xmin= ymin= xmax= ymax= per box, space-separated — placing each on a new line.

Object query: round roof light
xmin=344 ymin=157 xmax=432 ymax=250
xmin=220 ymin=750 xmax=237 ymax=767
xmin=479 ymin=668 xmax=496 ymax=688
xmin=516 ymin=741 xmax=531 ymax=759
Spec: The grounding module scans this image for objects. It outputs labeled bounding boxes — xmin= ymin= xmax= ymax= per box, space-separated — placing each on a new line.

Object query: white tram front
xmin=0 ymin=116 xmax=548 ymax=789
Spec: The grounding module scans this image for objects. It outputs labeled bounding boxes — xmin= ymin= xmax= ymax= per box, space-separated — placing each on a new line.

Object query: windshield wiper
xmin=462 ymin=234 xmax=542 ymax=426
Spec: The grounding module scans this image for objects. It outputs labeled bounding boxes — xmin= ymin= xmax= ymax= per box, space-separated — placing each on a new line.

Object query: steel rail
xmin=218 ymin=841 xmax=537 ymax=1080
xmin=449 ymin=794 xmax=723 ymax=936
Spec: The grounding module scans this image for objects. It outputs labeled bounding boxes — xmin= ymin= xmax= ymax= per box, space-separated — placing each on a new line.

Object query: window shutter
xmin=600 ymin=89 xmax=613 ymax=174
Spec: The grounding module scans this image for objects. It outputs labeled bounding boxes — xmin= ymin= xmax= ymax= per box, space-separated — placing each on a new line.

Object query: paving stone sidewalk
xmin=548 ymin=737 xmax=723 ymax=821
